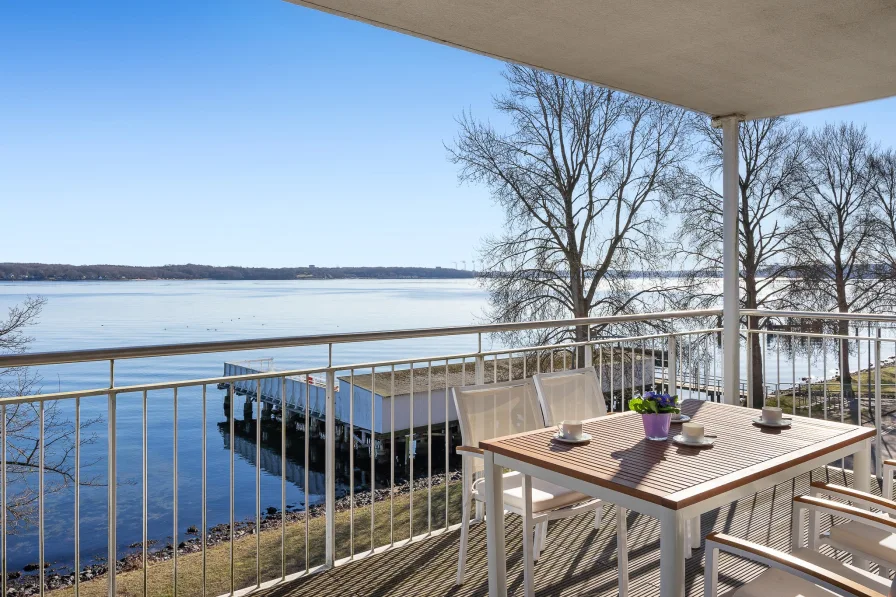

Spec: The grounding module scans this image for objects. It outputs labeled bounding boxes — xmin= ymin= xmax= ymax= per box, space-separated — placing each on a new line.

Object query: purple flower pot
xmin=641 ymin=413 xmax=672 ymax=441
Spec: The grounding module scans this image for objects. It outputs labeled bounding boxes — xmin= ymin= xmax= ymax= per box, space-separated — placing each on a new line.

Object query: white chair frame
xmin=532 ymin=366 xmax=607 ymax=426
xmin=797 ymin=479 xmax=896 ymax=577
xmin=452 ymin=378 xmax=627 ymax=595
xmin=705 ymin=532 xmax=886 ymax=597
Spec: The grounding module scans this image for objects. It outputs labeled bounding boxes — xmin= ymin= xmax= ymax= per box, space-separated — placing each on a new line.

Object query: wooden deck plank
xmin=251 ymin=466 xmax=883 ymax=597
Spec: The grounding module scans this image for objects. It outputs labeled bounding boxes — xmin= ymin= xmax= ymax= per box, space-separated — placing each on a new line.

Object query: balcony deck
xmin=255 ymin=467 xmax=875 ymax=597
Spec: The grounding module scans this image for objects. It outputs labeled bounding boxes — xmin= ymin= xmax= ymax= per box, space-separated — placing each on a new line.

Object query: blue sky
xmin=3 ymin=0 xmax=896 ymax=268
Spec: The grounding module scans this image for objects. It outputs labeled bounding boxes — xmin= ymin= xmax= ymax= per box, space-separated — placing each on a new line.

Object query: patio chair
xmin=532 ymin=366 xmax=633 ymax=587
xmin=795 ymin=473 xmax=896 ymax=577
xmin=532 ymin=366 xmax=607 ymax=425
xmin=452 ymin=378 xmax=617 ymax=589
xmin=704 ymin=532 xmax=889 ymax=597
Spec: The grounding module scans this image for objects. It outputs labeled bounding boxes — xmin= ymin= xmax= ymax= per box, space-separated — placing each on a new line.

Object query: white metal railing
xmin=743 ymin=309 xmax=896 ymax=479
xmin=0 ymin=307 xmax=888 ymax=596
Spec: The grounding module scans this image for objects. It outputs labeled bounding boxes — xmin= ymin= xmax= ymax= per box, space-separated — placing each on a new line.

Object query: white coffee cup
xmin=671 ymin=412 xmax=683 ymax=421
xmin=682 ymin=422 xmax=704 ymax=442
xmin=560 ymin=420 xmax=584 ymax=440
xmin=762 ymin=406 xmax=783 ymax=424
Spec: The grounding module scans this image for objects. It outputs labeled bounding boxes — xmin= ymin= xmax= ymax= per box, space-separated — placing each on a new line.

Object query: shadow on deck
xmin=255 ymin=467 xmax=877 ymax=597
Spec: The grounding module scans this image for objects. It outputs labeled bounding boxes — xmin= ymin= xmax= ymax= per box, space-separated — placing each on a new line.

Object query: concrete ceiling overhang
xmin=285 ymin=0 xmax=896 ymax=120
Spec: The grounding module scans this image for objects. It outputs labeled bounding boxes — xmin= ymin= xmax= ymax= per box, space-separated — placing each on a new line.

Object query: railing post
xmin=668 ymin=334 xmax=677 ymax=397
xmin=325 ymin=369 xmax=336 ymax=567
xmin=875 ymin=329 xmax=882 ymax=479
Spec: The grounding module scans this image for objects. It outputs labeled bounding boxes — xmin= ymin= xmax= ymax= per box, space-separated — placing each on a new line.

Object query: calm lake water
xmin=0 ymin=280 xmax=488 ymax=571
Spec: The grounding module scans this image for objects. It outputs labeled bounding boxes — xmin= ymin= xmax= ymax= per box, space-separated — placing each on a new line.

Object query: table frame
xmin=483 ymin=425 xmax=872 ymax=597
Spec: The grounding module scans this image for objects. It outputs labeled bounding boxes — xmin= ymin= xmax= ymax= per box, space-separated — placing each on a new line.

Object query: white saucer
xmin=552 ymin=432 xmax=592 ymax=444
xmin=671 ymin=415 xmax=691 ymax=423
xmin=752 ymin=417 xmax=792 ymax=428
xmin=672 ymin=434 xmax=714 ymax=448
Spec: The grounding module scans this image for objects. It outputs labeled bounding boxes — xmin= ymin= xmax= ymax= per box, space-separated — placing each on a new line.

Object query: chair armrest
xmin=456 ymin=445 xmax=484 ymax=456
xmin=795 ymin=495 xmax=896 ymax=535
xmin=705 ymin=532 xmax=885 ymax=597
xmin=809 ymin=481 xmax=896 ymax=516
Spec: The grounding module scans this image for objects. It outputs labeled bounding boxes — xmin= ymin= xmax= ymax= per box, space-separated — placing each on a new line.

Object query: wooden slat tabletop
xmin=480 ymin=400 xmax=875 ymax=510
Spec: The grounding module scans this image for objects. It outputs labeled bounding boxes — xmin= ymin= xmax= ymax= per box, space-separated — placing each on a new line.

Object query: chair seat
xmin=473 ymin=471 xmax=593 ymax=513
xmin=829 ymin=520 xmax=896 ymax=565
xmin=728 ymin=548 xmax=890 ymax=597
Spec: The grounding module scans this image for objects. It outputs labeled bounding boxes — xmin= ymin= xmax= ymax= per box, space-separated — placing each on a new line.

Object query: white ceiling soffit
xmin=285 ymin=0 xmax=896 ymax=120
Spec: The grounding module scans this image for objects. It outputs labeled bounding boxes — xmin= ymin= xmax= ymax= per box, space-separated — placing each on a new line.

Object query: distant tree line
xmin=0 ymin=263 xmax=475 ymax=281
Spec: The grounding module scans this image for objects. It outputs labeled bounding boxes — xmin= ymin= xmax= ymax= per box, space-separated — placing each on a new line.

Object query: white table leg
xmin=617 ymin=507 xmax=629 ymax=597
xmin=484 ymin=450 xmax=507 ymax=597
xmin=660 ymin=510 xmax=685 ymax=597
xmin=853 ymin=438 xmax=872 ymax=571
xmin=521 ymin=474 xmax=535 ymax=597
xmin=689 ymin=516 xmax=701 ymax=551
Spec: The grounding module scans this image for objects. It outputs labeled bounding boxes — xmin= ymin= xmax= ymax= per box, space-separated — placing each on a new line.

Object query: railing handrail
xmin=742 ymin=309 xmax=896 ymax=323
xmin=0 ymin=308 xmax=721 ymax=368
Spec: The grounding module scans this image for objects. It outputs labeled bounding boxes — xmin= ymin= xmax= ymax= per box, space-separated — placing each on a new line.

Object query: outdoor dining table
xmin=479 ymin=399 xmax=875 ymax=597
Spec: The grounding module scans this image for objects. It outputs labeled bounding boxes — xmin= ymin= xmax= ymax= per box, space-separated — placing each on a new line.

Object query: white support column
xmin=714 ymin=115 xmax=742 ymax=405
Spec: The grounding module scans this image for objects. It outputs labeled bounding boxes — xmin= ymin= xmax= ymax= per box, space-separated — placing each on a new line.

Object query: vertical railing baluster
xmin=669 ymin=335 xmax=678 ymax=400
xmin=39 ymin=400 xmax=44 ymax=597
xmin=1 ymin=403 xmax=5 ymax=597
xmin=349 ymin=370 xmax=354 ymax=559
xmin=75 ymin=396 xmax=81 ymax=597
xmin=370 ymin=367 xmax=376 ymax=553
xmin=792 ymin=343 xmax=797 ymax=415
xmin=325 ymin=369 xmax=336 ymax=567
xmin=475 ymin=334 xmax=484 ymax=385
xmin=142 ymin=390 xmax=148 ymax=597
xmin=776 ymin=334 xmax=781 ymax=408
xmin=202 ymin=385 xmax=207 ymax=596
xmin=173 ymin=387 xmax=178 ymax=596
xmin=390 ymin=366 xmax=395 ymax=547
xmin=823 ymin=338 xmax=829 ymax=420
xmin=444 ymin=359 xmax=450 ymax=530
xmin=255 ymin=380 xmax=261 ymax=584
xmin=229 ymin=384 xmax=235 ymax=595
xmin=427 ymin=361 xmax=432 ymax=535
xmin=875 ymin=329 xmax=883 ymax=478
xmin=409 ymin=364 xmax=415 ymax=539
xmin=304 ymin=377 xmax=310 ymax=572
xmin=280 ymin=377 xmax=286 ymax=578
xmin=610 ymin=343 xmax=614 ymax=410
xmin=807 ymin=338 xmax=813 ymax=418
xmin=857 ymin=336 xmax=862 ymax=426
xmin=746 ymin=329 xmax=754 ymax=408
xmin=108 ymin=358 xmax=117 ymax=597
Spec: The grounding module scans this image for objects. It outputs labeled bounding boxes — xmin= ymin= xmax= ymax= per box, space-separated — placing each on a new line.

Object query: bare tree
xmin=668 ymin=117 xmax=807 ymax=408
xmin=448 ymin=65 xmax=691 ymax=356
xmin=869 ymin=148 xmax=896 ymax=276
xmin=785 ymin=123 xmax=895 ymax=404
xmin=0 ymin=297 xmax=101 ymax=533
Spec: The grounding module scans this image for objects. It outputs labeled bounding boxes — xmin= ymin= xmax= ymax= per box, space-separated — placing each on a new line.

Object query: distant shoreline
xmin=0 ymin=263 xmax=476 ymax=282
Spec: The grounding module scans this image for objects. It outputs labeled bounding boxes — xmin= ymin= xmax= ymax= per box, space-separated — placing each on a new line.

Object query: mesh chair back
xmin=533 ymin=367 xmax=607 ymax=425
xmin=452 ymin=378 xmax=544 ymax=474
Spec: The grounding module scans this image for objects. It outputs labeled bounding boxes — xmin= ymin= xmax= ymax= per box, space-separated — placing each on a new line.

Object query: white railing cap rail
xmin=743 ymin=309 xmax=896 ymax=323
xmin=0 ymin=309 xmax=721 ymax=368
